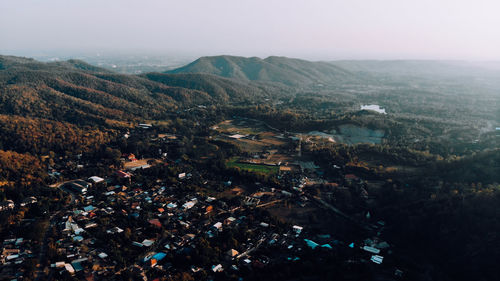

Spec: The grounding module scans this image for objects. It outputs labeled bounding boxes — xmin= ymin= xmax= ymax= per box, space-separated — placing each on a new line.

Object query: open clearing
xmin=226 ymin=157 xmax=279 ymax=174
xmin=124 ymin=158 xmax=153 ymax=169
xmin=214 ymin=119 xmax=290 ymax=153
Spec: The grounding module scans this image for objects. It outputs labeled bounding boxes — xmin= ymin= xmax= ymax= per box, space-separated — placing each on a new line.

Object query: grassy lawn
xmin=226 ymin=157 xmax=279 ymax=174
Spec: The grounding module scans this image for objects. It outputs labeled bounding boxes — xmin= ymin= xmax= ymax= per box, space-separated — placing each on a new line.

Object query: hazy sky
xmin=1 ymin=0 xmax=500 ymax=60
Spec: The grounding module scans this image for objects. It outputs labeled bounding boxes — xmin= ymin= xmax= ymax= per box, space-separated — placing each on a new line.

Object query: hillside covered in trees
xmin=0 ymin=55 xmax=291 ymax=155
xmin=165 ymin=55 xmax=362 ymax=86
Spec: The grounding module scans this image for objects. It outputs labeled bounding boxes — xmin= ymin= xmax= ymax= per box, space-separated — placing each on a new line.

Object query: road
xmin=33 ymin=181 xmax=77 ymax=279
xmin=34 ymin=211 xmax=60 ymax=281
xmin=256 ymin=200 xmax=282 ymax=208
xmin=236 ymin=236 xmax=266 ymax=260
xmin=309 ymin=195 xmax=373 ymax=231
xmin=51 ymin=180 xmax=79 ymax=204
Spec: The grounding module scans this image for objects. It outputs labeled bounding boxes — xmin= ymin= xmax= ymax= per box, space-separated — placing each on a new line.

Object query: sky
xmin=1 ymin=0 xmax=500 ymax=60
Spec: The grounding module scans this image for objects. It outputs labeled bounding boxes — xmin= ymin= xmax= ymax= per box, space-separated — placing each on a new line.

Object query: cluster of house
xmin=1 ymin=131 xmax=403 ymax=280
xmin=239 ymin=160 xmax=404 ymax=276
xmin=0 ymin=237 xmax=33 ymax=279
xmin=35 ymin=175 xmax=230 ymax=276
xmin=0 ymin=197 xmax=37 ymax=212
xmin=34 ymin=164 xmax=397 ymax=279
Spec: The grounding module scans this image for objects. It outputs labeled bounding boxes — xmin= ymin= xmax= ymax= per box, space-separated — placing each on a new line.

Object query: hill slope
xmin=0 ymin=55 xmax=277 ymax=122
xmin=0 ymin=55 xmax=281 ymax=154
xmin=166 ymin=55 xmax=357 ymax=86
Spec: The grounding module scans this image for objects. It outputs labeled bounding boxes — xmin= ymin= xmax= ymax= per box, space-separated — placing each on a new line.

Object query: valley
xmin=0 ymin=55 xmax=498 ymax=281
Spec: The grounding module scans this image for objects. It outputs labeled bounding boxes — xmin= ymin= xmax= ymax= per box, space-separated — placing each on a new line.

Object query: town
xmin=0 ymin=116 xmax=409 ymax=281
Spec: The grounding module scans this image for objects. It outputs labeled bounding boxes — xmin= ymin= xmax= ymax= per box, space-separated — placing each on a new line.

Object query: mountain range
xmin=0 ymin=55 xmax=278 ymax=124
xmin=4 ymin=53 xmax=499 ymax=155
xmin=0 ymin=55 xmax=284 ymax=154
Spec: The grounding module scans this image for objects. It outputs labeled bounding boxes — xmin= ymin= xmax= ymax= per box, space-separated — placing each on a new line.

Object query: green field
xmin=226 ymin=158 xmax=279 ymax=174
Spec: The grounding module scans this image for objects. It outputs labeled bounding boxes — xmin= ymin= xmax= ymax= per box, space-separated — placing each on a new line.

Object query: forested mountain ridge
xmin=0 ymin=55 xmax=284 ymax=158
xmin=165 ymin=55 xmax=360 ymax=86
xmin=0 ymin=55 xmax=111 ymax=73
xmin=142 ymin=72 xmax=284 ymax=103
xmin=0 ymin=55 xmax=279 ymax=123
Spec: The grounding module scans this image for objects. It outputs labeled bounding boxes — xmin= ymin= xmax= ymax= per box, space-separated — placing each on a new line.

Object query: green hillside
xmin=166 ymin=55 xmax=359 ymax=86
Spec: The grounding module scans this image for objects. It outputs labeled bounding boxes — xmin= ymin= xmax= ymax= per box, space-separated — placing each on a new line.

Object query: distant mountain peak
xmin=166 ymin=55 xmax=356 ymax=86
